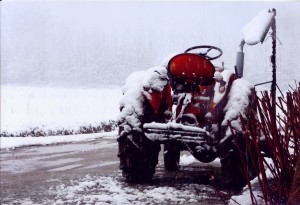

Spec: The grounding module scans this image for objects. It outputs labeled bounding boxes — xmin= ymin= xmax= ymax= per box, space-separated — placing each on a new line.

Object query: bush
xmin=0 ymin=120 xmax=117 ymax=138
xmin=230 ymin=84 xmax=300 ymax=204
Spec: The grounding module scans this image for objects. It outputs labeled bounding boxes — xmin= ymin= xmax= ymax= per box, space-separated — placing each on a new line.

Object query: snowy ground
xmin=47 ymin=175 xmax=216 ymax=205
xmin=0 ymin=80 xmax=279 ymax=204
xmin=4 ymin=172 xmax=222 ymax=205
xmin=1 ymin=133 xmax=227 ymax=205
xmin=0 ymin=84 xmax=269 ymax=204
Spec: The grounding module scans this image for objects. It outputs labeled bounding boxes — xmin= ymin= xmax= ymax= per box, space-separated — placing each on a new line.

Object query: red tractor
xmin=117 ymin=9 xmax=276 ymax=190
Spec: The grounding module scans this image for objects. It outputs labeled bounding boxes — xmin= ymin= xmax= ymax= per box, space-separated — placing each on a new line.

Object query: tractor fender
xmin=142 ymin=83 xmax=172 ymax=114
xmin=141 ymin=66 xmax=172 ymax=114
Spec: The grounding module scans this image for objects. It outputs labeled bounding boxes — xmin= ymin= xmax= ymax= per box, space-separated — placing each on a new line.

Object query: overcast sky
xmin=1 ymin=1 xmax=300 ymax=89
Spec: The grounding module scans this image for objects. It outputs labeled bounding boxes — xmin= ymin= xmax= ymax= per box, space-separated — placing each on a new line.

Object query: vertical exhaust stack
xmin=235 ymin=9 xmax=276 ymax=78
xmin=235 ymin=51 xmax=244 ymax=78
xmin=235 ymin=40 xmax=245 ymax=78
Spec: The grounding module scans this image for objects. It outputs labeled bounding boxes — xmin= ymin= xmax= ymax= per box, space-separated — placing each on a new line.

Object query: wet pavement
xmin=0 ymin=136 xmax=233 ymax=204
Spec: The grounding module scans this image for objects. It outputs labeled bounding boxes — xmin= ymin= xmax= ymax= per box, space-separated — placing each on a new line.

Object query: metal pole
xmin=270 ymin=8 xmax=277 ymax=114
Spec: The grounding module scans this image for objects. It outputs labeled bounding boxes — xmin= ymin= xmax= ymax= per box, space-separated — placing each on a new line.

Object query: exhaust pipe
xmin=235 ymin=40 xmax=245 ymax=78
xmin=235 ymin=9 xmax=276 ymax=79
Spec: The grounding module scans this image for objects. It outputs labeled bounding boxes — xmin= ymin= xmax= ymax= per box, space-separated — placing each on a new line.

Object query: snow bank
xmin=1 ymin=131 xmax=117 ymax=149
xmin=242 ymin=9 xmax=275 ymax=45
xmin=1 ymin=86 xmax=121 ymax=135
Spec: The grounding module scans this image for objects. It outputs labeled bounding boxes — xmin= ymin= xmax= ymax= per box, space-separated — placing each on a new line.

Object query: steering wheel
xmin=184 ymin=45 xmax=223 ymax=60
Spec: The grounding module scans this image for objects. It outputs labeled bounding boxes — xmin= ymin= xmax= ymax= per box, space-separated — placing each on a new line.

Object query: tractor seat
xmin=167 ymin=53 xmax=216 ymax=92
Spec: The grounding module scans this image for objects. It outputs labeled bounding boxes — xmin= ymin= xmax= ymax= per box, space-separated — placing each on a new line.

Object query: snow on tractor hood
xmin=118 ymin=66 xmax=169 ymax=136
xmin=119 ymin=71 xmax=146 ymax=135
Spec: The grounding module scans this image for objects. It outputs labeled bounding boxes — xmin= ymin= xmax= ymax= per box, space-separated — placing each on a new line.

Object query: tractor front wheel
xmin=163 ymin=142 xmax=180 ymax=171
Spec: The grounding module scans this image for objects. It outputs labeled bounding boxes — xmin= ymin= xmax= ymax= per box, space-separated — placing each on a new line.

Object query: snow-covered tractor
xmin=117 ymin=9 xmax=276 ymax=189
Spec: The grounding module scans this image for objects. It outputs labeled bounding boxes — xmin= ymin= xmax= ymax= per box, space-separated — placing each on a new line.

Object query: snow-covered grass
xmin=1 ymin=85 xmax=122 ymax=137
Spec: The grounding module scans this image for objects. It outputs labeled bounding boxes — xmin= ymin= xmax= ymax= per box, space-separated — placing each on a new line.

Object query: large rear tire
xmin=218 ymin=86 xmax=258 ymax=191
xmin=118 ymin=128 xmax=161 ymax=182
xmin=219 ymin=133 xmax=257 ymax=191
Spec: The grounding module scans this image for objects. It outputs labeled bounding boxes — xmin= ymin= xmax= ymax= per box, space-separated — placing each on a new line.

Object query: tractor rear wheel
xmin=118 ymin=128 xmax=161 ymax=182
xmin=219 ymin=133 xmax=257 ymax=191
xmin=218 ymin=87 xmax=258 ymax=191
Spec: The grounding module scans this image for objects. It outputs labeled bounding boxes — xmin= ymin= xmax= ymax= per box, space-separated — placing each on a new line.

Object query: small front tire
xmin=163 ymin=142 xmax=180 ymax=171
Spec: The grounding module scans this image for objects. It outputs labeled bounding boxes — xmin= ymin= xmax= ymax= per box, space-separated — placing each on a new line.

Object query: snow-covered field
xmin=1 ymin=86 xmax=122 ymax=136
